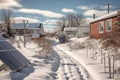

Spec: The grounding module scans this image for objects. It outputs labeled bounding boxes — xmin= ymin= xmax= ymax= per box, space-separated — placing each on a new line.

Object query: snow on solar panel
xmin=0 ymin=35 xmax=30 ymax=72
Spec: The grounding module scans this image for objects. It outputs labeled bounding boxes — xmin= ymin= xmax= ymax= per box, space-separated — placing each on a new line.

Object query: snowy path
xmin=54 ymin=47 xmax=92 ymax=80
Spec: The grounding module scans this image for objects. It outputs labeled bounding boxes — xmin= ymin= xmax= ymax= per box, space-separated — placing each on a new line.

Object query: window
xmin=99 ymin=21 xmax=104 ymax=33
xmin=106 ymin=19 xmax=112 ymax=32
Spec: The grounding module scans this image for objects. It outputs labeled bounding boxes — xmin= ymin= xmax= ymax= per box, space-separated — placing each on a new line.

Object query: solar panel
xmin=0 ymin=41 xmax=14 ymax=50
xmin=0 ymin=35 xmax=30 ymax=72
xmin=0 ymin=35 xmax=6 ymax=41
xmin=10 ymin=50 xmax=30 ymax=65
xmin=0 ymin=51 xmax=24 ymax=71
xmin=0 ymin=46 xmax=4 ymax=50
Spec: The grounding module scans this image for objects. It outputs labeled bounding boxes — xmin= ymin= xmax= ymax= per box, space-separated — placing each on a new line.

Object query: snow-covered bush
xmin=33 ymin=37 xmax=54 ymax=58
xmin=68 ymin=41 xmax=85 ymax=50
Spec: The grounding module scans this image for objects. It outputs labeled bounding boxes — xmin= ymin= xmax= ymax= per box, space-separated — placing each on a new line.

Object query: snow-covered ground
xmin=54 ymin=47 xmax=93 ymax=80
xmin=0 ymin=36 xmax=119 ymax=80
xmin=0 ymin=36 xmax=60 ymax=80
xmin=56 ymin=37 xmax=119 ymax=80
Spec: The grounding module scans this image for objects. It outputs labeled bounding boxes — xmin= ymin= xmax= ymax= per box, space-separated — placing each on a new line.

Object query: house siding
xmin=90 ymin=16 xmax=117 ymax=39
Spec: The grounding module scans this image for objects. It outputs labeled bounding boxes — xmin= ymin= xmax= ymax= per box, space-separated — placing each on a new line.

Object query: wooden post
xmin=101 ymin=48 xmax=103 ymax=63
xmin=108 ymin=54 xmax=112 ymax=79
xmin=23 ymin=20 xmax=26 ymax=47
xmin=95 ymin=52 xmax=97 ymax=60
xmin=103 ymin=52 xmax=106 ymax=73
xmin=93 ymin=47 xmax=95 ymax=60
xmin=99 ymin=48 xmax=101 ymax=56
xmin=87 ymin=46 xmax=88 ymax=57
xmin=113 ymin=55 xmax=115 ymax=78
xmin=90 ymin=48 xmax=92 ymax=59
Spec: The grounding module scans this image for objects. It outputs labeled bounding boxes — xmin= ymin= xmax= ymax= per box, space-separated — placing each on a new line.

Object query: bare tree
xmin=57 ymin=13 xmax=84 ymax=30
xmin=0 ymin=10 xmax=13 ymax=36
xmin=66 ymin=13 xmax=83 ymax=27
xmin=57 ymin=16 xmax=66 ymax=31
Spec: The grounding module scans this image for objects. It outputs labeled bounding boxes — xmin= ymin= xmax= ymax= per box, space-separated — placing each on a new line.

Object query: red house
xmin=90 ymin=11 xmax=118 ymax=39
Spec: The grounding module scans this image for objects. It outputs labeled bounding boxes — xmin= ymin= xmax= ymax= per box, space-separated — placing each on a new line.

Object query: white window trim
xmin=106 ymin=19 xmax=112 ymax=32
xmin=99 ymin=21 xmax=104 ymax=33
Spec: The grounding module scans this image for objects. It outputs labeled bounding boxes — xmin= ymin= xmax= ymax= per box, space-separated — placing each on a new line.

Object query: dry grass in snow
xmin=68 ymin=41 xmax=85 ymax=50
xmin=32 ymin=37 xmax=54 ymax=58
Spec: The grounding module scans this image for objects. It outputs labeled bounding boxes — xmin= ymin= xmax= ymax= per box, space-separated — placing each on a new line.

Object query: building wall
xmin=77 ymin=26 xmax=89 ymax=37
xmin=39 ymin=26 xmax=44 ymax=34
xmin=90 ymin=16 xmax=117 ymax=39
xmin=65 ymin=31 xmax=76 ymax=38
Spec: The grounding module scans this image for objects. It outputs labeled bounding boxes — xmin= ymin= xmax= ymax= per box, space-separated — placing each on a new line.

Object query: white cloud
xmin=83 ymin=9 xmax=107 ymax=17
xmin=77 ymin=6 xmax=90 ymax=10
xmin=100 ymin=5 xmax=115 ymax=9
xmin=45 ymin=20 xmax=59 ymax=24
xmin=62 ymin=8 xmax=75 ymax=13
xmin=18 ymin=8 xmax=64 ymax=18
xmin=84 ymin=18 xmax=94 ymax=24
xmin=12 ymin=17 xmax=40 ymax=23
xmin=77 ymin=5 xmax=98 ymax=10
xmin=0 ymin=0 xmax=22 ymax=9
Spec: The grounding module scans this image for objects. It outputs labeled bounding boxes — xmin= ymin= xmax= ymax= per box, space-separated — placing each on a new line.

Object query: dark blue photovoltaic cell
xmin=0 ymin=46 xmax=4 ymax=50
xmin=0 ymin=51 xmax=24 ymax=71
xmin=0 ymin=35 xmax=5 ymax=40
xmin=10 ymin=50 xmax=30 ymax=66
xmin=0 ymin=41 xmax=14 ymax=50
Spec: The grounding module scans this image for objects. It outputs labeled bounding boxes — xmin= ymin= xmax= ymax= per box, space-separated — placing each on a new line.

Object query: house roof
xmin=11 ymin=23 xmax=43 ymax=29
xmin=90 ymin=11 xmax=118 ymax=23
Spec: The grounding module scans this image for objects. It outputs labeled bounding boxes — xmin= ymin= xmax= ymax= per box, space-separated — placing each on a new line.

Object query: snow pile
xmin=68 ymin=37 xmax=90 ymax=50
xmin=68 ymin=41 xmax=85 ymax=50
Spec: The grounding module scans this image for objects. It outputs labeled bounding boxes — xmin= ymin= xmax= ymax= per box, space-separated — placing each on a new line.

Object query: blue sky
xmin=0 ymin=0 xmax=120 ymax=31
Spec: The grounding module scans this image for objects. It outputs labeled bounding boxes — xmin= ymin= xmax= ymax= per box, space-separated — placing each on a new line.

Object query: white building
xmin=63 ymin=25 xmax=89 ymax=38
xmin=11 ymin=23 xmax=44 ymax=38
xmin=64 ymin=27 xmax=77 ymax=38
xmin=76 ymin=24 xmax=89 ymax=38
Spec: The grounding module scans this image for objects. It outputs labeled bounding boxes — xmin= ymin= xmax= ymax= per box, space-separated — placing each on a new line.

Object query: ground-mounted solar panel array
xmin=0 ymin=35 xmax=30 ymax=72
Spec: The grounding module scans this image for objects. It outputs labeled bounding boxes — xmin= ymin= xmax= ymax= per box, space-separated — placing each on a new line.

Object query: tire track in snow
xmin=54 ymin=47 xmax=90 ymax=80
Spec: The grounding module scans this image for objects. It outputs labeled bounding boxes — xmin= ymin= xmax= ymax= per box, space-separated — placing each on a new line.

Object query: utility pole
xmin=107 ymin=3 xmax=110 ymax=14
xmin=23 ymin=20 xmax=26 ymax=47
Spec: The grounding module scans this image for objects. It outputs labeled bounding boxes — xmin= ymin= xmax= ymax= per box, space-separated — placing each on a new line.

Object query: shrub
xmin=33 ymin=37 xmax=54 ymax=58
xmin=68 ymin=41 xmax=85 ymax=50
xmin=101 ymin=33 xmax=120 ymax=48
